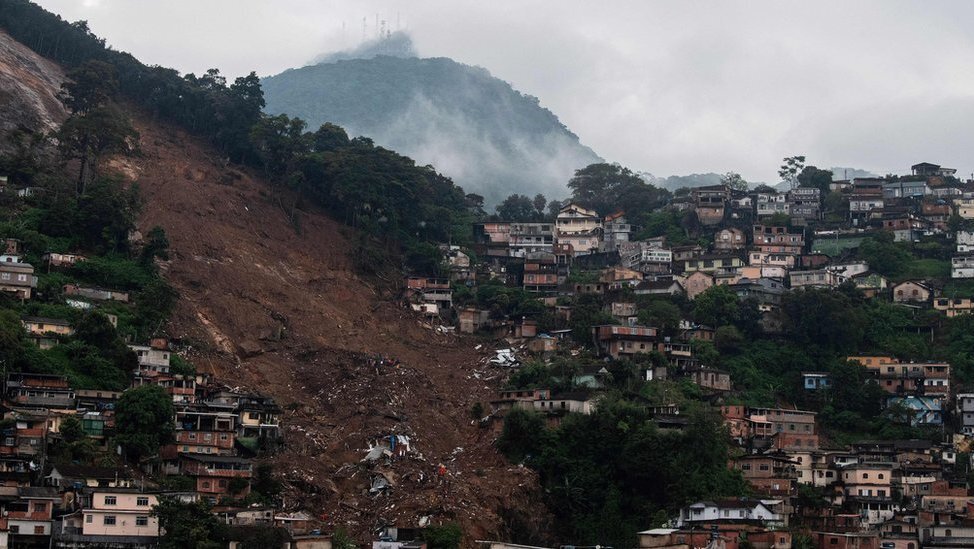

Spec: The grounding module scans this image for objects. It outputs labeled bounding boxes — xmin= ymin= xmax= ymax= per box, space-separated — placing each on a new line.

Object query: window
xmin=878 ymin=473 xmax=884 ymax=479
xmin=104 ymin=515 xmax=117 ymax=525
xmin=136 ymin=516 xmax=149 ymax=527
xmin=34 ymin=525 xmax=44 ymax=534
xmin=104 ymin=496 xmax=117 ymax=505
xmin=86 ymin=514 xmax=93 ymax=523
xmin=9 ymin=525 xmax=18 ymax=534
xmin=34 ymin=502 xmax=46 ymax=513
xmin=137 ymin=497 xmax=149 ymax=506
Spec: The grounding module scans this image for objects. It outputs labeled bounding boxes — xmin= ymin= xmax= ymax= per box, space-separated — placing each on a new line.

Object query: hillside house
xmin=523 ymin=254 xmax=560 ymax=294
xmin=46 ymin=464 xmax=132 ymax=490
xmin=678 ymin=271 xmax=714 ymax=300
xmin=54 ymin=490 xmax=159 ymax=545
xmin=635 ymin=279 xmax=684 ymax=296
xmin=592 ymin=325 xmax=658 ymax=359
xmin=957 ymin=230 xmax=974 ymax=253
xmin=888 ymin=396 xmax=943 ymax=426
xmin=601 ymin=211 xmax=631 ymax=251
xmin=181 ymin=455 xmax=253 ymax=501
xmin=893 ymin=281 xmax=934 ymax=304
xmin=790 ymin=270 xmax=842 ymax=289
xmin=687 ymin=367 xmax=731 ymax=392
xmin=0 ymin=261 xmax=37 ymax=299
xmin=922 ymin=202 xmax=952 ymax=230
xmin=599 ymin=266 xmax=643 ymax=290
xmin=749 ymin=251 xmax=797 ymax=270
xmin=508 ymin=222 xmax=554 ymax=258
xmin=555 ymin=203 xmax=602 ymax=256
xmin=62 ymin=284 xmax=129 ymax=303
xmin=4 ymin=373 xmax=76 ymax=410
xmin=787 ymin=187 xmax=822 ymax=223
xmin=756 ymin=192 xmax=789 ymax=218
xmin=802 ymin=372 xmax=831 ymax=390
xmin=912 ymin=162 xmax=956 ymax=177
xmin=957 ymin=394 xmax=974 ymax=435
xmin=951 ymin=254 xmax=974 ymax=278
xmin=533 ymin=392 xmax=598 ymax=416
xmin=692 ymin=185 xmax=730 ymax=226
xmin=22 ymin=316 xmax=74 ymax=349
xmin=681 ymin=254 xmax=744 ymax=274
xmin=6 ymin=486 xmax=59 ymax=544
xmin=883 ymin=180 xmax=930 ymax=200
xmin=730 ymin=454 xmax=799 ymax=498
xmin=715 ymin=228 xmax=746 ymax=251
xmin=753 ymin=225 xmax=805 ymax=255
xmin=850 ymin=272 xmax=889 ymax=298
xmin=404 ymin=277 xmax=453 ymax=312
xmin=42 ymin=252 xmax=86 ymax=268
xmin=676 ymin=499 xmax=782 ymax=527
xmin=933 ymin=297 xmax=974 ymax=317
xmin=171 ymin=406 xmax=237 ymax=456
xmin=128 ymin=342 xmax=171 ymax=377
xmin=954 ymin=197 xmax=974 ymax=220
xmin=473 ymin=221 xmax=511 ymax=258
xmin=458 ymin=307 xmax=490 ymax=333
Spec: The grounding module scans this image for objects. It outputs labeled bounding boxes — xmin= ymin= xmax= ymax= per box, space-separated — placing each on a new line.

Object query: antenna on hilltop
xmin=380 ymin=19 xmax=386 ymax=39
xmin=361 ymin=17 xmax=366 ymax=43
xmin=374 ymin=14 xmax=379 ymax=39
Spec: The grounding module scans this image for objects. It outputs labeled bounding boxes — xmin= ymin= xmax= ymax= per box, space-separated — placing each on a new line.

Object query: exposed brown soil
xmin=125 ymin=111 xmax=550 ymax=541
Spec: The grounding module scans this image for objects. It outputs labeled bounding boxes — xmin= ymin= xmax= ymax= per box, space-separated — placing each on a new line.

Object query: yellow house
xmin=22 ymin=316 xmax=74 ymax=336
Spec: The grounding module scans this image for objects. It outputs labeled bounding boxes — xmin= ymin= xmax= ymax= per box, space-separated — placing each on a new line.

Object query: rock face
xmin=0 ymin=28 xmax=66 ymax=153
xmin=0 ymin=28 xmax=551 ymax=543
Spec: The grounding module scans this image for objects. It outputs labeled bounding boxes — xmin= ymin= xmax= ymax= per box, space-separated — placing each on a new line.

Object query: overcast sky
xmin=35 ymin=0 xmax=974 ymax=184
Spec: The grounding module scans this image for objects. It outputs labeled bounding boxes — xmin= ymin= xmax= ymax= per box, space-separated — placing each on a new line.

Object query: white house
xmin=676 ymin=499 xmax=782 ymax=527
xmin=953 ymin=255 xmax=974 ymax=279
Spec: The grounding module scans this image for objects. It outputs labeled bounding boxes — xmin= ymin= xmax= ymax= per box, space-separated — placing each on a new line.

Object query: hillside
xmin=262 ymin=44 xmax=602 ymax=205
xmin=0 ymin=26 xmax=548 ymax=542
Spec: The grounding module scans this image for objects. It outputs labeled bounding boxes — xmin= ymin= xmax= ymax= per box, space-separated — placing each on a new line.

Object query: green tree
xmin=59 ymin=60 xmax=119 ymax=115
xmin=57 ymin=105 xmax=139 ymax=194
xmin=532 ymin=193 xmax=547 ymax=217
xmin=425 ymin=523 xmax=462 ymax=549
xmin=153 ymin=497 xmax=226 ymax=549
xmin=693 ymin=285 xmax=740 ymax=327
xmin=797 ymin=166 xmax=833 ymax=195
xmin=141 ymin=226 xmax=170 ymax=262
xmin=60 ymin=416 xmax=85 ymax=443
xmin=778 ymin=156 xmax=806 ymax=189
xmin=495 ymin=194 xmax=538 ymax=221
xmin=568 ymin=163 xmax=668 ymax=216
xmin=497 ymin=409 xmax=548 ymax=463
xmin=115 ymin=385 xmax=175 ymax=460
xmin=720 ymin=172 xmax=748 ymax=192
xmin=637 ymin=300 xmax=682 ymax=336
xmin=331 ymin=528 xmax=357 ymax=549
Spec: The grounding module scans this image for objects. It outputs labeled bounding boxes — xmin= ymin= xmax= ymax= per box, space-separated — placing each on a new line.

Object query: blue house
xmin=802 ymin=372 xmax=831 ymax=390
xmin=887 ymin=396 xmax=943 ymax=426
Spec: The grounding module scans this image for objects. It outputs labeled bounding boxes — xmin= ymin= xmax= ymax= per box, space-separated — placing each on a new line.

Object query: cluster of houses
xmin=0 ymin=355 xmax=295 ymax=548
xmin=405 ymin=163 xmax=974 ymax=332
xmin=399 ymin=163 xmax=974 ymax=549
xmin=0 ymin=238 xmax=336 ymax=547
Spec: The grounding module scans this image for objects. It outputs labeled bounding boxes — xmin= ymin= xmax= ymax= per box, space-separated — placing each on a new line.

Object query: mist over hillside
xmin=262 ymin=33 xmax=601 ymax=205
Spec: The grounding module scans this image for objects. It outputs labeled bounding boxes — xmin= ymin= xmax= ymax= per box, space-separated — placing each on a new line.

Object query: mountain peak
xmin=311 ymin=31 xmax=417 ymax=65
